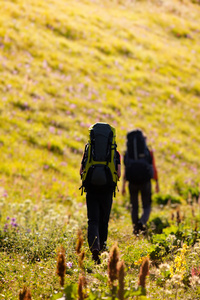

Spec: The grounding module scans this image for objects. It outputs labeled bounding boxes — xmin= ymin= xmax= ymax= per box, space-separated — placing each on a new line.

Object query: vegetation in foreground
xmin=0 ymin=0 xmax=200 ymax=299
xmin=1 ymin=189 xmax=200 ymax=299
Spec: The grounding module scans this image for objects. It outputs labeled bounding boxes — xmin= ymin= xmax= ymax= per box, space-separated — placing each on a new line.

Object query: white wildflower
xmin=159 ymin=263 xmax=170 ymax=272
xmin=190 ymin=275 xmax=200 ymax=288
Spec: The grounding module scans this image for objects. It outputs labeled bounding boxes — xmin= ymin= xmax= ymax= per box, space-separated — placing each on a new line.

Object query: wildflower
xmin=49 ymin=126 xmax=56 ymax=134
xmin=138 ymin=257 xmax=150 ymax=288
xmin=101 ymin=251 xmax=109 ymax=262
xmin=159 ymin=263 xmax=170 ymax=273
xmin=166 ymin=234 xmax=176 ymax=244
xmin=170 ymin=244 xmax=187 ymax=281
xmin=56 ymin=245 xmax=66 ymax=287
xmin=135 ymin=255 xmax=149 ymax=266
xmin=66 ymin=262 xmax=73 ymax=269
xmin=170 ymin=274 xmax=184 ymax=287
xmin=159 ymin=263 xmax=170 ymax=277
xmin=11 ymin=218 xmax=18 ymax=228
xmin=70 ymin=103 xmax=76 ymax=109
xmin=191 ymin=266 xmax=200 ymax=277
xmin=3 ymin=191 xmax=8 ymax=197
xmin=19 ymin=286 xmax=32 ymax=300
xmin=99 ymin=251 xmax=109 ymax=269
xmin=43 ymin=164 xmax=49 ymax=170
xmin=24 ymin=199 xmax=32 ymax=206
xmin=4 ymin=223 xmax=9 ymax=232
xmin=190 ymin=275 xmax=200 ymax=288
xmin=108 ymin=243 xmax=120 ymax=284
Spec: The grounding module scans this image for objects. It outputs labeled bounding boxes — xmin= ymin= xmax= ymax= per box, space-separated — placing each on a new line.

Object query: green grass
xmin=0 ymin=0 xmax=200 ymax=298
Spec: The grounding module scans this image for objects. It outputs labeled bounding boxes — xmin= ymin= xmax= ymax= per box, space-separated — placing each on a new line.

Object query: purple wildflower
xmin=3 ymin=191 xmax=8 ymax=197
xmin=66 ymin=262 xmax=73 ymax=269
xmin=4 ymin=223 xmax=9 ymax=232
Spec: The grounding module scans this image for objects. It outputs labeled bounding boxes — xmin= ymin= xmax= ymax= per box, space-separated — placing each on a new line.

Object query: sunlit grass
xmin=0 ymin=0 xmax=200 ymax=298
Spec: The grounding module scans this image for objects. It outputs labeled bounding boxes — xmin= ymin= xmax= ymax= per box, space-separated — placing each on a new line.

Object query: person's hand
xmin=117 ymin=167 xmax=121 ymax=179
xmin=155 ymin=181 xmax=160 ymax=193
xmin=80 ymin=165 xmax=83 ymax=176
xmin=122 ymin=186 xmax=126 ymax=196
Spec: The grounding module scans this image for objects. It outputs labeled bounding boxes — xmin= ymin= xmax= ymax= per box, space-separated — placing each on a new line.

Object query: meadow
xmin=0 ymin=0 xmax=200 ymax=298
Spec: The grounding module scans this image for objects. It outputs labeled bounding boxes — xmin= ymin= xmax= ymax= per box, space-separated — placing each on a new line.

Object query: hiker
xmin=122 ymin=129 xmax=159 ymax=235
xmin=80 ymin=122 xmax=121 ymax=263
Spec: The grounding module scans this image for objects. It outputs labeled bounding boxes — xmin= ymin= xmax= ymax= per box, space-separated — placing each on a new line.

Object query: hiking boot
xmin=133 ymin=224 xmax=139 ymax=235
xmin=133 ymin=222 xmax=147 ymax=236
xmin=138 ymin=222 xmax=147 ymax=235
xmin=100 ymin=242 xmax=109 ymax=253
xmin=92 ymin=249 xmax=101 ymax=264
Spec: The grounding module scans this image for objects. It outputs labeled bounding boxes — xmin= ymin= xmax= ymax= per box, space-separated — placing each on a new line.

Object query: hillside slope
xmin=0 ymin=0 xmax=200 ymax=202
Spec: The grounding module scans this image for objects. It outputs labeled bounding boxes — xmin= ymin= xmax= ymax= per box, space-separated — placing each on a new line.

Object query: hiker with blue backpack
xmin=122 ymin=129 xmax=159 ymax=235
xmin=80 ymin=122 xmax=121 ymax=263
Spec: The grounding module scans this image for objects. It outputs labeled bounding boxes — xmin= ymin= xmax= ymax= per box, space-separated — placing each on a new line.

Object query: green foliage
xmin=152 ymin=193 xmax=182 ymax=206
xmin=149 ymin=216 xmax=170 ymax=234
xmin=174 ymin=179 xmax=199 ymax=203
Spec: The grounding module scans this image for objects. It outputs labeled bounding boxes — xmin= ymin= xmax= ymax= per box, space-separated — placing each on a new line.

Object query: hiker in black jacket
xmin=122 ymin=129 xmax=159 ymax=235
xmin=80 ymin=123 xmax=121 ymax=263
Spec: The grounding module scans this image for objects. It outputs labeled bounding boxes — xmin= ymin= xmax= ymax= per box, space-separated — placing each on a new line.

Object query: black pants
xmin=86 ymin=190 xmax=113 ymax=252
xmin=129 ymin=181 xmax=152 ymax=225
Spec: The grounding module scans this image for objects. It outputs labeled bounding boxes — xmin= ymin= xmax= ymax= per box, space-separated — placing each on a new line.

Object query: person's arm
xmin=117 ymin=164 xmax=121 ymax=178
xmin=122 ymin=170 xmax=126 ymax=196
xmin=116 ymin=150 xmax=121 ymax=179
xmin=80 ymin=146 xmax=87 ymax=176
xmin=80 ymin=164 xmax=84 ymax=176
xmin=151 ymin=150 xmax=160 ymax=193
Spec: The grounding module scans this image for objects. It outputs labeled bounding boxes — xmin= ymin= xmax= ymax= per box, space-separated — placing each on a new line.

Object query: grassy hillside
xmin=0 ymin=0 xmax=200 ymax=202
xmin=1 ymin=0 xmax=200 ymax=298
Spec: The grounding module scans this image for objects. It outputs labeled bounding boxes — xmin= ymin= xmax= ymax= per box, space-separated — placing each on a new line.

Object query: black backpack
xmin=81 ymin=123 xmax=118 ymax=194
xmin=124 ymin=129 xmax=153 ymax=183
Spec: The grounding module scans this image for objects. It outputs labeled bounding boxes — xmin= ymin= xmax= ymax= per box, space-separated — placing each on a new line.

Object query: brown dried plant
xmin=194 ymin=221 xmax=198 ymax=232
xmin=117 ymin=260 xmax=125 ymax=300
xmin=198 ymin=187 xmax=200 ymax=206
xmin=167 ymin=198 xmax=171 ymax=206
xmin=176 ymin=208 xmax=181 ymax=225
xmin=108 ymin=243 xmax=120 ymax=284
xmin=78 ymin=273 xmax=85 ymax=300
xmin=56 ymin=245 xmax=66 ymax=287
xmin=19 ymin=286 xmax=32 ymax=300
xmin=78 ymin=250 xmax=85 ymax=270
xmin=138 ymin=257 xmax=150 ymax=288
xmin=187 ymin=192 xmax=192 ymax=205
xmin=76 ymin=229 xmax=84 ymax=255
xmin=192 ymin=206 xmax=195 ymax=217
